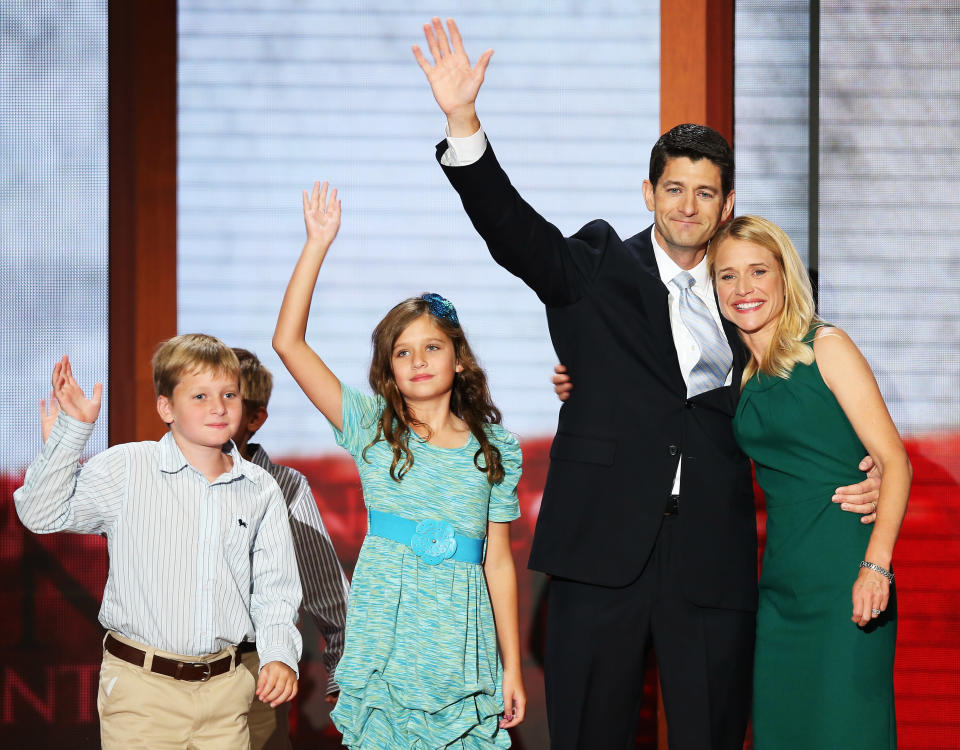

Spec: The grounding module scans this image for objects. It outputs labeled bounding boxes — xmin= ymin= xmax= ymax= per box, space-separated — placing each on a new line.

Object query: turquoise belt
xmin=367 ymin=509 xmax=485 ymax=565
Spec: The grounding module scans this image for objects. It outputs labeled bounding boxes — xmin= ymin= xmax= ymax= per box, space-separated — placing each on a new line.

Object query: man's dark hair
xmin=649 ymin=123 xmax=734 ymax=198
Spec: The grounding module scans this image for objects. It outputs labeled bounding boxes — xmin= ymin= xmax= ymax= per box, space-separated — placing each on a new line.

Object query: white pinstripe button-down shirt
xmin=14 ymin=413 xmax=303 ymax=673
xmin=247 ymin=444 xmax=349 ymax=693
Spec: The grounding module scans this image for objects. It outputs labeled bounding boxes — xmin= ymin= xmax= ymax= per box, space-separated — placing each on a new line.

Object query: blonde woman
xmin=708 ymin=215 xmax=910 ymax=749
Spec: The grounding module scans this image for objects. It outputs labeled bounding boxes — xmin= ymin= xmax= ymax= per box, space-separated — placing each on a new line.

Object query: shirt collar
xmin=649 ymin=227 xmax=712 ymax=293
xmin=157 ymin=431 xmax=259 ymax=485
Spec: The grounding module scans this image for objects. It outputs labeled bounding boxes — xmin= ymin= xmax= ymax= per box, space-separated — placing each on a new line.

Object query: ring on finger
xmin=871 ymin=608 xmax=881 ymax=616
xmin=871 ymin=500 xmax=878 ymax=511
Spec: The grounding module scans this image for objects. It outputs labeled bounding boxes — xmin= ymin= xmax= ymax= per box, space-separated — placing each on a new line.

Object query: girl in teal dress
xmin=707 ymin=216 xmax=911 ymax=749
xmin=273 ymin=182 xmax=525 ymax=748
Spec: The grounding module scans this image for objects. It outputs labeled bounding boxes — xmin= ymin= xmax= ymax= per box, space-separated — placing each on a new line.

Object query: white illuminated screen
xmin=817 ymin=2 xmax=960 ymax=435
xmin=1 ymin=0 xmax=108 ymax=471
xmin=177 ymin=1 xmax=661 ymax=456
xmin=735 ymin=0 xmax=960 ymax=438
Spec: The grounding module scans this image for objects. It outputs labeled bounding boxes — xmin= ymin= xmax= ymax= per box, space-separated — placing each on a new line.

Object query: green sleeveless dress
xmin=733 ymin=334 xmax=896 ymax=749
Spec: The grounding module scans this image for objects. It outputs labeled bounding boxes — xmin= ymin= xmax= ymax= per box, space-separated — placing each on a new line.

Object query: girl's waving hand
xmin=273 ymin=182 xmax=344 ymax=430
xmin=303 ymin=180 xmax=341 ymax=247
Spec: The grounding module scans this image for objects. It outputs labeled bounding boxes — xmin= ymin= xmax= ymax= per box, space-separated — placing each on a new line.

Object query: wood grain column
xmin=109 ymin=0 xmax=178 ymax=444
xmin=658 ymin=4 xmax=736 ymax=748
xmin=660 ymin=0 xmax=735 ymax=145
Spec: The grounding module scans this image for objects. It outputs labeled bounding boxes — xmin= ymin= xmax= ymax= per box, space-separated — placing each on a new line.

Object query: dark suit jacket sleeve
xmin=436 ymin=138 xmax=608 ymax=307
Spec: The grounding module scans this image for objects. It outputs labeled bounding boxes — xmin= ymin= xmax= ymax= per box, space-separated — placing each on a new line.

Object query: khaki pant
xmin=98 ymin=632 xmax=257 ymax=750
xmin=240 ymin=649 xmax=293 ymax=750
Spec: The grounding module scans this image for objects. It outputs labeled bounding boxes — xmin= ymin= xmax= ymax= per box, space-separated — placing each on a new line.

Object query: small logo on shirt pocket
xmin=224 ymin=514 xmax=254 ymax=571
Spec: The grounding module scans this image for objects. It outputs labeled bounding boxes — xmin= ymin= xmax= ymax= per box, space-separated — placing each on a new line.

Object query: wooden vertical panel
xmin=658 ymin=3 xmax=736 ymax=748
xmin=109 ymin=0 xmax=178 ymax=444
xmin=660 ymin=0 xmax=735 ymax=146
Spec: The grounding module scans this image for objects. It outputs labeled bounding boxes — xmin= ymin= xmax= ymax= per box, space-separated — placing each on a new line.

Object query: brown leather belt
xmin=105 ymin=633 xmax=254 ymax=682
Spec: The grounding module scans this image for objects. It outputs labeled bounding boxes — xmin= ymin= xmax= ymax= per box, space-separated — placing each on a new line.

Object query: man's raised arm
xmin=413 ymin=17 xmax=603 ymax=308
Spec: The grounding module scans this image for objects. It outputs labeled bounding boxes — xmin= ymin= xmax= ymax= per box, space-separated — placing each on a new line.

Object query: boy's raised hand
xmin=302 ymin=181 xmax=341 ymax=248
xmin=256 ymin=660 xmax=298 ymax=707
xmin=50 ymin=355 xmax=102 ymax=425
xmin=412 ymin=17 xmax=492 ymax=134
xmin=39 ymin=393 xmax=61 ymax=443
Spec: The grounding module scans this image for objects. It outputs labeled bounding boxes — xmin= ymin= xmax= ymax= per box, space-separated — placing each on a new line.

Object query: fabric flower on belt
xmin=411 ymin=519 xmax=458 ymax=565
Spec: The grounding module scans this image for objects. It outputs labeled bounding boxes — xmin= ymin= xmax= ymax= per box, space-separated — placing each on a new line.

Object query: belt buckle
xmin=175 ymin=660 xmax=212 ymax=682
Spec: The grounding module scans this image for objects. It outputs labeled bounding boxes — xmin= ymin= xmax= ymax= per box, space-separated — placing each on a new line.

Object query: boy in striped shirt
xmin=14 ymin=335 xmax=302 ymax=750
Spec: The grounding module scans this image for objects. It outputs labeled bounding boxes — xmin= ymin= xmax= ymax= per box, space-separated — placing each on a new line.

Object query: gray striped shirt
xmin=14 ymin=413 xmax=303 ymax=673
xmin=247 ymin=444 xmax=349 ymax=694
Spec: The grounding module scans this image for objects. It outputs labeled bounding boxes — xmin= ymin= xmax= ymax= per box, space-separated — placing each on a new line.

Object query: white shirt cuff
xmin=440 ymin=126 xmax=487 ymax=167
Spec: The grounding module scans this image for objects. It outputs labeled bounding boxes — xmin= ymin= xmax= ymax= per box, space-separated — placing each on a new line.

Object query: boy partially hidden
xmin=14 ymin=334 xmax=302 ymax=749
xmin=232 ymin=347 xmax=349 ymax=750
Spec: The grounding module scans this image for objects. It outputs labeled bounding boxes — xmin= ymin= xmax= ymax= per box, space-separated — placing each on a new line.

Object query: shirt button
xmin=669 ymin=445 xmax=679 ymax=456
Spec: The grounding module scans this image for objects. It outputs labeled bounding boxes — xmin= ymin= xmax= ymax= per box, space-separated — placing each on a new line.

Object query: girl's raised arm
xmin=273 ymin=181 xmax=344 ymax=430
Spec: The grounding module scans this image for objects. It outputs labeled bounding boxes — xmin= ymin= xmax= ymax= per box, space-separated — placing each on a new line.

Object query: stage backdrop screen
xmin=177 ymin=1 xmax=660 ymax=745
xmin=1 ymin=1 xmax=108 ymax=746
xmin=177 ymin=0 xmax=661 ymax=457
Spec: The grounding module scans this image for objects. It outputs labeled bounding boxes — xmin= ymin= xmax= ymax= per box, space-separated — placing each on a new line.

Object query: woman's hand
xmin=499 ymin=666 xmax=526 ymax=729
xmin=302 ymin=180 xmax=341 ymax=248
xmin=852 ymin=565 xmax=890 ymax=627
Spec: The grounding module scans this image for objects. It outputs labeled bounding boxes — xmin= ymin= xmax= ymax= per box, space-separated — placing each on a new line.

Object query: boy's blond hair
xmin=152 ymin=334 xmax=240 ymax=398
xmin=233 ymin=348 xmax=274 ymax=409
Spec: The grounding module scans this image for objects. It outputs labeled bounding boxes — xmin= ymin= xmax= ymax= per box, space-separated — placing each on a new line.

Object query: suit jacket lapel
xmin=624 ymin=229 xmax=685 ymax=394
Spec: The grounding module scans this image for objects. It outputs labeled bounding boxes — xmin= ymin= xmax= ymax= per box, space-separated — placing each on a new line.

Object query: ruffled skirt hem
xmin=332 ymin=672 xmax=511 ymax=749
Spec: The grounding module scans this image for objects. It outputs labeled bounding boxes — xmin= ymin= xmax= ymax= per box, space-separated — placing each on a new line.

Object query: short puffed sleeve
xmin=487 ymin=425 xmax=522 ymax=523
xmin=328 ymin=383 xmax=385 ymax=458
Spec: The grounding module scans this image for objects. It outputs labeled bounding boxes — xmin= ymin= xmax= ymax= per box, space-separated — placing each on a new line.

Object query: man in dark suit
xmin=414 ymin=17 xmax=879 ymax=749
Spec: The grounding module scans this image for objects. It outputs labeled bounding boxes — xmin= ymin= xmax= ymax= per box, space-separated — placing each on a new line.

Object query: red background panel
xmin=1 ymin=435 xmax=958 ymax=748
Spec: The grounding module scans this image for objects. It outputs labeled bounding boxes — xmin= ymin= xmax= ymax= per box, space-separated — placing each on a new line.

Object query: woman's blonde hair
xmin=707 ymin=215 xmax=821 ymax=387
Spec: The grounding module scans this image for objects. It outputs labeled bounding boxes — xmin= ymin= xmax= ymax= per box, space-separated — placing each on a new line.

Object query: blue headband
xmin=421 ymin=293 xmax=460 ymax=327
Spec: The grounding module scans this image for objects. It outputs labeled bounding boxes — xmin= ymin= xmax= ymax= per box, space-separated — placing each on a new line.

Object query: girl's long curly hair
xmin=362 ymin=296 xmax=505 ymax=484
